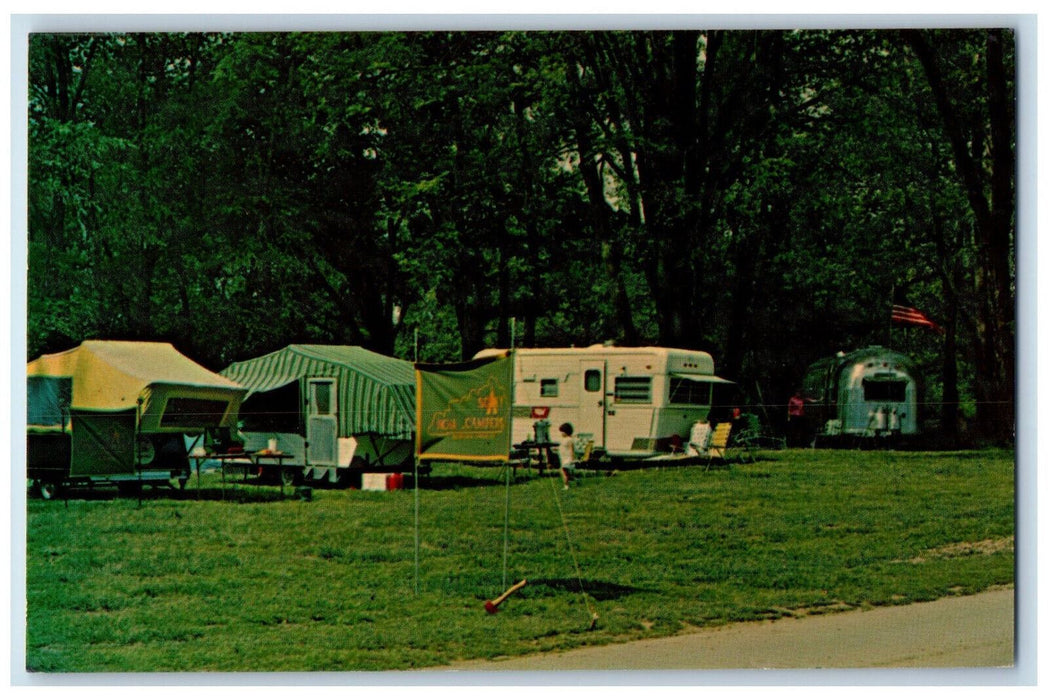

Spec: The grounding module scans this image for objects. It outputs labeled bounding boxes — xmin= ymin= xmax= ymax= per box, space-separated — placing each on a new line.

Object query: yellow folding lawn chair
xmin=704 ymin=422 xmax=754 ymax=469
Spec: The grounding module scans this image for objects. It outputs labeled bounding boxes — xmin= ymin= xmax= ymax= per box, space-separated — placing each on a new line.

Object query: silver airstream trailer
xmin=800 ymin=346 xmax=919 ymax=445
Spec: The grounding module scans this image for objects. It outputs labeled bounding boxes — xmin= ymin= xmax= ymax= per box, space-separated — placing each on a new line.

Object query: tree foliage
xmin=26 ymin=29 xmax=1017 ymax=444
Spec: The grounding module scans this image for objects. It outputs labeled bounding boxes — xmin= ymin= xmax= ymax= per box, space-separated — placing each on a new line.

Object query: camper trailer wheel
xmin=280 ymin=467 xmax=298 ymax=488
xmin=117 ymin=482 xmax=143 ymax=497
xmin=337 ymin=458 xmax=367 ymax=488
xmin=35 ymin=480 xmax=60 ymax=500
xmin=335 ymin=467 xmax=352 ymax=488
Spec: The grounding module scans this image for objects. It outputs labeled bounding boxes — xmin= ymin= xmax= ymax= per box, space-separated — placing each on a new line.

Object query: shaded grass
xmin=25 ymin=448 xmax=1014 ymax=672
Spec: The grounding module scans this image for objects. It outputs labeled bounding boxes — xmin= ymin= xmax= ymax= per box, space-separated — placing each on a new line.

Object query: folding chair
xmin=705 ymin=422 xmax=733 ymax=469
xmin=704 ymin=422 xmax=754 ymax=469
xmin=687 ymin=421 xmax=712 ymax=457
xmin=577 ymin=439 xmax=594 ymax=464
xmin=730 ymin=419 xmax=782 ymax=454
xmin=570 ymin=433 xmax=596 ymax=480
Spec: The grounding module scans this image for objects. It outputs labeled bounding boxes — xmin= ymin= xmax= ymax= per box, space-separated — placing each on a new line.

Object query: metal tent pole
xmin=502 ymin=461 xmax=511 ymax=590
xmin=137 ymin=398 xmax=144 ymax=507
xmin=888 ymin=284 xmax=895 ymax=351
xmin=414 ymin=457 xmax=420 ymax=596
xmin=502 ymin=348 xmax=515 ymax=589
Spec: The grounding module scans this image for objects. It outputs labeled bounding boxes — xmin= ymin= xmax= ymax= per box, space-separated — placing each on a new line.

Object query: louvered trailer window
xmin=613 ymin=376 xmax=652 ymax=404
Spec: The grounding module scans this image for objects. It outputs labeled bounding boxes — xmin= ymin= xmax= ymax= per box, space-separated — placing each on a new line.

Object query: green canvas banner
xmin=415 ymin=352 xmax=514 ymax=462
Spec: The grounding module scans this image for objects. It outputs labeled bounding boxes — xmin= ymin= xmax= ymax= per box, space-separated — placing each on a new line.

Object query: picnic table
xmin=190 ymin=450 xmax=297 ymax=497
xmin=511 ymin=440 xmax=559 ymax=476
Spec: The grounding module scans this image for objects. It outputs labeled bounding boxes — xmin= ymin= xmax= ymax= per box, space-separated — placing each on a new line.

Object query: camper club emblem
xmin=428 ymin=378 xmax=508 ymax=438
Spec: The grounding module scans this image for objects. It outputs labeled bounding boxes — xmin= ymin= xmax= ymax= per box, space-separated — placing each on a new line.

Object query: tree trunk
xmin=904 ymin=29 xmax=1015 ymax=444
xmin=568 ymin=38 xmax=640 ymax=345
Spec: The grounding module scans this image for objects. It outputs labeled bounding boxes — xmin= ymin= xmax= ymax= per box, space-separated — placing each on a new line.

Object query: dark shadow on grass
xmin=29 ymin=484 xmax=295 ymax=504
xmin=28 ymin=483 xmax=190 ymax=503
xmin=26 ymin=485 xmax=119 ymax=502
xmin=530 ymin=577 xmax=649 ymax=601
xmin=184 ymin=487 xmax=292 ymax=503
xmin=585 ymin=456 xmax=762 ymax=473
xmin=414 ymin=474 xmax=512 ymax=491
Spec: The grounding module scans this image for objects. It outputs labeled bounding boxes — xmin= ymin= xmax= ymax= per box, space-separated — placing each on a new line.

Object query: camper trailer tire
xmin=117 ymin=481 xmax=143 ymax=497
xmin=34 ymin=480 xmax=60 ymax=500
xmin=336 ymin=457 xmax=369 ymax=488
xmin=336 ymin=465 xmax=356 ymax=488
xmin=280 ymin=467 xmax=299 ymax=488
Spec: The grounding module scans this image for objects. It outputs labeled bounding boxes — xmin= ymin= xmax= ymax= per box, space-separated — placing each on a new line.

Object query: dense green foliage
xmin=26 ymin=30 xmax=1015 ymax=442
xmin=25 ymin=449 xmax=1014 ymax=672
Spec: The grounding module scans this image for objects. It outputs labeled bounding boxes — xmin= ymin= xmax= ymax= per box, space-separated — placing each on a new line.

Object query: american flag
xmin=891 ymin=304 xmax=944 ymax=333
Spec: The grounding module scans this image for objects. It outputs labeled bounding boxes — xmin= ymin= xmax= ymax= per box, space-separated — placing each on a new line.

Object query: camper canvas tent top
xmin=220 ymin=345 xmax=416 ymax=484
xmin=27 ymin=340 xmax=246 ymax=496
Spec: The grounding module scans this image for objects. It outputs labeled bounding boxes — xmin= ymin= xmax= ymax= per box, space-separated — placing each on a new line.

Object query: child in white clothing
xmin=557 ymin=422 xmax=576 ymax=489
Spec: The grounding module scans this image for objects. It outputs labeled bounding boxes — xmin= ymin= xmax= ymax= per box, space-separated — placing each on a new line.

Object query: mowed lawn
xmin=24 ymin=448 xmax=1014 ymax=672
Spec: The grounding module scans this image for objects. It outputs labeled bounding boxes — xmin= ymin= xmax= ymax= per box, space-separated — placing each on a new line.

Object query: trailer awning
xmin=671 ymin=373 xmax=735 ymax=384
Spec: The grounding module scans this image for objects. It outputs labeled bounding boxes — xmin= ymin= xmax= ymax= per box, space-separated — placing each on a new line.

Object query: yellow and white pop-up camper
xmin=27 ymin=340 xmax=246 ymax=498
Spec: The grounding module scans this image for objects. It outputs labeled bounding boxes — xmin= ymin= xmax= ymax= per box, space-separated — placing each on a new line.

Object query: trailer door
xmin=577 ymin=361 xmax=607 ymax=447
xmin=306 ymin=378 xmax=338 ymax=466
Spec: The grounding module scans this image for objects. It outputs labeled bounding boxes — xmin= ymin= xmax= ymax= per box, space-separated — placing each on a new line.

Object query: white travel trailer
xmin=473 ymin=345 xmax=733 ymax=461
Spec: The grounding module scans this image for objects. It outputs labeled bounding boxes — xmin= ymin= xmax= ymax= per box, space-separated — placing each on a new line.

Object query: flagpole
xmin=888 ymin=285 xmax=894 ymax=350
xmin=413 ymin=362 xmax=422 ymax=597
xmin=503 ymin=348 xmax=515 ymax=590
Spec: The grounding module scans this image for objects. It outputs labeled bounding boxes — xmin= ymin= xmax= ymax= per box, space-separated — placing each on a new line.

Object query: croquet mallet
xmin=484 ymin=579 xmax=527 ymax=614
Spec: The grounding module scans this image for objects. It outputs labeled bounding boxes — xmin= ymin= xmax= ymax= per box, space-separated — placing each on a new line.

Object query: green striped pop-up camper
xmin=220 ymin=345 xmax=416 ymax=485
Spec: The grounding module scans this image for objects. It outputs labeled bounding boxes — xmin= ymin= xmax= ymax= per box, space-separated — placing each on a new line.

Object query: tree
xmin=902 ymin=29 xmax=1015 ymax=444
xmin=25 ymin=29 xmax=1015 ymax=449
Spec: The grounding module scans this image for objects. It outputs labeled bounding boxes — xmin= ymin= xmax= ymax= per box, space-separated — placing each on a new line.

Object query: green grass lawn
xmin=24 ymin=448 xmax=1015 ymax=672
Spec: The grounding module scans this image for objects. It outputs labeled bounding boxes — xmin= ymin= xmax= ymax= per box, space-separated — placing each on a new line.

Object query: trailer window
xmin=540 ymin=379 xmax=559 ymax=398
xmin=863 ymin=379 xmax=907 ymax=402
xmin=669 ymin=377 xmax=711 ymax=405
xmin=27 ymin=376 xmax=72 ymax=428
xmin=160 ymin=398 xmax=232 ymax=429
xmin=310 ymin=380 xmax=336 ymax=415
xmin=614 ymin=376 xmax=652 ymax=404
xmin=239 ymin=383 xmax=300 ymax=433
xmin=584 ymin=370 xmax=602 ymax=392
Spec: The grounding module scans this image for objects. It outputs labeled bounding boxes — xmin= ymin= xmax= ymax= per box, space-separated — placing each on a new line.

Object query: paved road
xmin=434 ymin=587 xmax=1014 ymax=672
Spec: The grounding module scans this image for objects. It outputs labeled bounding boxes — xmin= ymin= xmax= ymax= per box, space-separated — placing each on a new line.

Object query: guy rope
xmin=545 ymin=476 xmax=600 ymax=630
